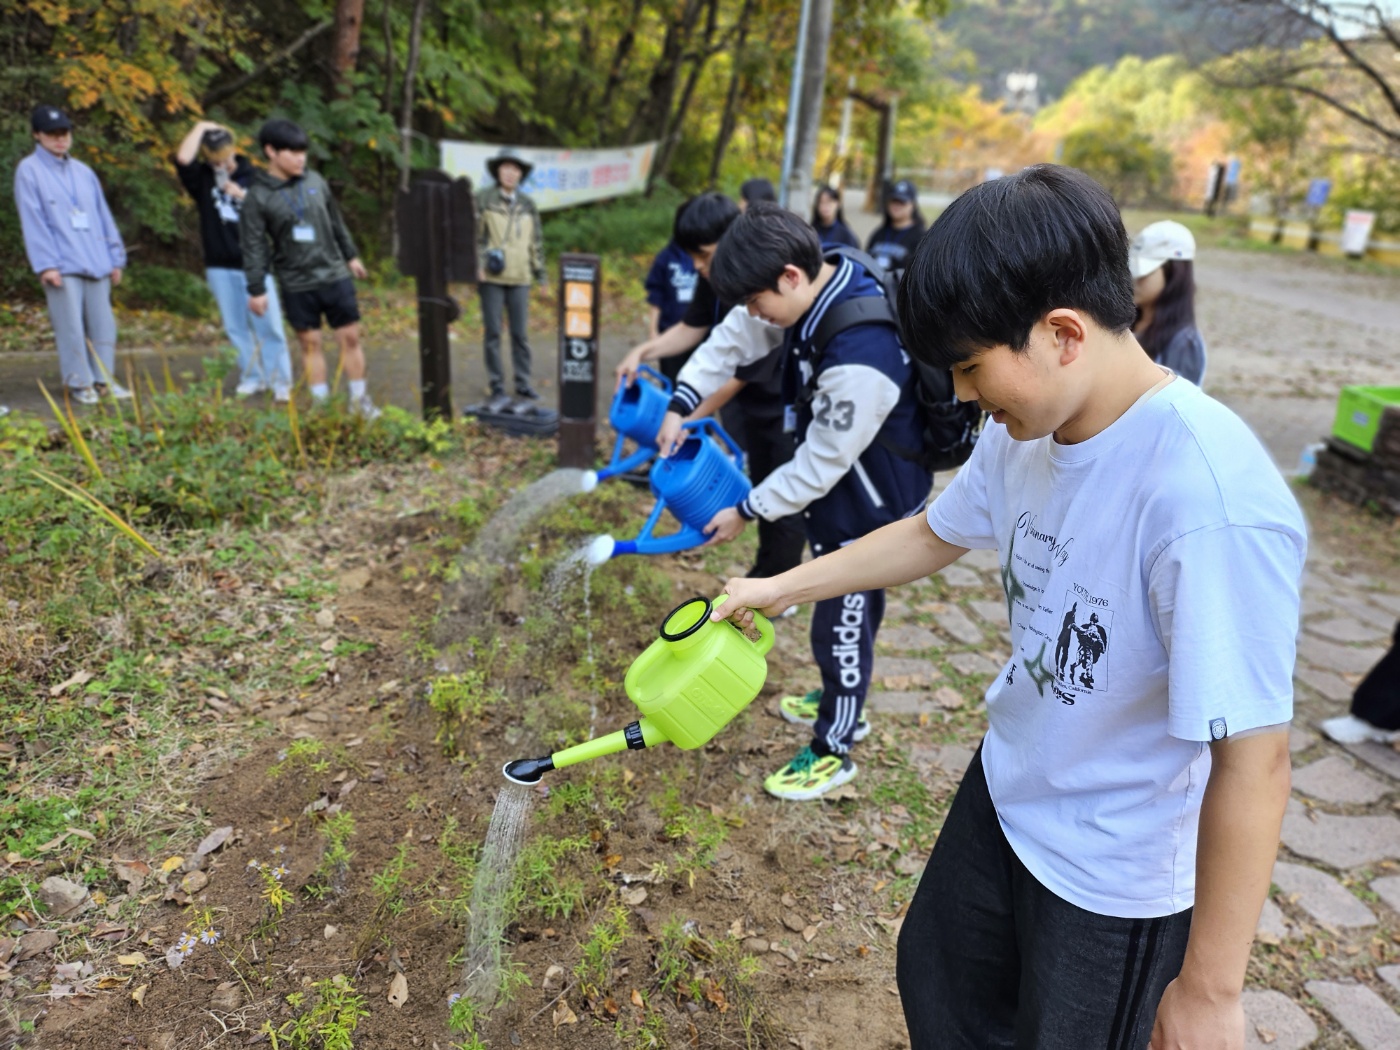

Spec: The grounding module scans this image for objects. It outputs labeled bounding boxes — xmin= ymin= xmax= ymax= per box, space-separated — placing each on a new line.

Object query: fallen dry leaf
xmin=116 ymin=952 xmax=147 ymax=966
xmin=131 ymin=983 xmax=148 ymax=1006
xmin=387 ymin=972 xmax=408 ymax=1008
xmin=552 ymin=999 xmax=578 ymax=1027
xmin=631 ymin=988 xmax=645 ymax=1009
xmin=49 ymin=669 xmax=93 ymax=698
xmin=621 ymin=887 xmax=648 ymax=906
xmin=1255 ymin=1024 xmax=1276 ymax=1045
xmin=159 ymin=856 xmax=183 ymax=874
xmin=195 ymin=827 xmax=233 ymax=857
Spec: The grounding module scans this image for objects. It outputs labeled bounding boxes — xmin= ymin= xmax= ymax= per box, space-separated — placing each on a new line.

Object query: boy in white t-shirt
xmin=712 ymin=165 xmax=1305 ymax=1050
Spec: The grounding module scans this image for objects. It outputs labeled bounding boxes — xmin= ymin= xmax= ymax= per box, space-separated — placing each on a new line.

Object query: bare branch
xmin=201 ymin=20 xmax=333 ymax=109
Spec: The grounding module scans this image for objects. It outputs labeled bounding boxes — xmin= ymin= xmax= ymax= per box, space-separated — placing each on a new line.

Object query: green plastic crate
xmin=1331 ymin=385 xmax=1400 ymax=453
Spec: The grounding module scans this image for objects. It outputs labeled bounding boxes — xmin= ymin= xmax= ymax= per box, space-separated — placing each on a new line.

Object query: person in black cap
xmin=174 ymin=120 xmax=294 ymax=401
xmin=14 ymin=104 xmax=129 ymax=405
xmin=475 ymin=148 xmax=545 ymax=409
xmin=865 ymin=178 xmax=926 ymax=280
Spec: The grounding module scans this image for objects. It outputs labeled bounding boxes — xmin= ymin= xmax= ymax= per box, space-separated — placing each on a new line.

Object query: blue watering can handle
xmin=634 ymin=363 xmax=672 ymax=394
xmin=693 ymin=418 xmax=746 ymax=472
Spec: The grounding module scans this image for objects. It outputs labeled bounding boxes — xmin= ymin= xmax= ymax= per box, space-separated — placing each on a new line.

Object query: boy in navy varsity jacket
xmin=667 ymin=203 xmax=932 ymax=799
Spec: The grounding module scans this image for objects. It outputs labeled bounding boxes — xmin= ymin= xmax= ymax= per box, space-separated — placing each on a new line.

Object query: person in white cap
xmin=1128 ymin=220 xmax=1206 ymax=385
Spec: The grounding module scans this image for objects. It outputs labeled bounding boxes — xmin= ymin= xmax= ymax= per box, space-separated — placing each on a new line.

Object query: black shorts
xmin=283 ymin=277 xmax=360 ymax=332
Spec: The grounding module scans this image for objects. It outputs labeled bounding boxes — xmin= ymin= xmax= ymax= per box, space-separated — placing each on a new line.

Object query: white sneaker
xmin=71 ymin=387 xmax=100 ymax=405
xmin=105 ymin=380 xmax=133 ymax=400
xmin=350 ymin=393 xmax=381 ymax=421
xmin=235 ymin=379 xmax=267 ymax=397
xmin=272 ymin=384 xmax=291 ymax=404
xmin=1319 ymin=714 xmax=1400 ymax=745
xmin=0 ymin=405 xmax=9 ymax=418
xmin=779 ymin=605 xmax=799 ymax=619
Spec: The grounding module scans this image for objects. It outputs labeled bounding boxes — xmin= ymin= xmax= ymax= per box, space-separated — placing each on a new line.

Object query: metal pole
xmin=777 ymin=0 xmax=814 ymax=209
xmin=417 ymin=182 xmax=452 ymax=421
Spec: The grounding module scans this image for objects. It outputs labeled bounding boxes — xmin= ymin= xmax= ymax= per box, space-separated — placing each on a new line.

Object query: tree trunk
xmin=784 ymin=0 xmax=833 ymax=212
xmin=380 ymin=0 xmax=395 ymax=113
xmin=399 ymin=0 xmax=429 ymax=192
xmin=625 ymin=0 xmax=705 ymax=145
xmin=706 ymin=0 xmax=756 ymax=188
xmin=598 ymin=0 xmax=647 ymax=132
xmin=650 ymin=0 xmax=720 ymax=189
xmin=332 ymin=0 xmax=368 ymax=91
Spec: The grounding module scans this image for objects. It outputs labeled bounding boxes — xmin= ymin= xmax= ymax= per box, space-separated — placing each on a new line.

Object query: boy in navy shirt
xmin=680 ymin=203 xmax=932 ymax=799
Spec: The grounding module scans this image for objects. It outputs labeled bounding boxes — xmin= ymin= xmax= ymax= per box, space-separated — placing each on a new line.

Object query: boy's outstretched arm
xmin=1150 ymin=730 xmax=1291 ymax=1050
xmin=713 ymin=515 xmax=968 ymax=628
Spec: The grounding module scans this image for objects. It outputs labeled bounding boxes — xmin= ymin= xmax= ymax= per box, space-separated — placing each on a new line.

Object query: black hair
xmin=674 ymin=192 xmax=740 ymax=253
xmin=258 ymin=118 xmax=309 ymax=153
xmin=709 ymin=202 xmax=824 ymax=304
xmin=896 ymin=164 xmax=1137 ymax=369
xmin=739 ymin=177 xmax=777 ymax=205
xmin=1136 ymin=259 xmax=1196 ymax=363
xmin=810 ymin=185 xmax=847 ymax=229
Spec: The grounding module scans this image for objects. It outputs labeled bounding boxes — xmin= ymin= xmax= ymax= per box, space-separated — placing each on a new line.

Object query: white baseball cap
xmin=1128 ymin=220 xmax=1196 ymax=279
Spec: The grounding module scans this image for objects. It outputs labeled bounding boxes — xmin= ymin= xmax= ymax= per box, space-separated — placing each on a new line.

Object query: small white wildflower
xmin=246 ymin=859 xmax=262 ymax=870
xmin=271 ymin=865 xmax=290 ymax=881
xmin=198 ymin=929 xmax=221 ymax=946
xmin=270 ymin=844 xmax=287 ymax=856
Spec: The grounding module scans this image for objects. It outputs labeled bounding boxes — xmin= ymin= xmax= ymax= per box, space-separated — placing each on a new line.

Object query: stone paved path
xmin=877 ymin=475 xmax=1400 ymax=1049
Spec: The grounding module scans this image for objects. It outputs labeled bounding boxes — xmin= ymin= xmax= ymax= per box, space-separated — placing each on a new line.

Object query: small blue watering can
xmin=580 ymin=366 xmax=699 ymax=493
xmin=587 ymin=419 xmax=749 ymax=563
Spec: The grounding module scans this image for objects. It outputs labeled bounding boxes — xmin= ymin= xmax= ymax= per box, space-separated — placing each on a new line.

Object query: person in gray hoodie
xmin=241 ymin=119 xmax=377 ymax=418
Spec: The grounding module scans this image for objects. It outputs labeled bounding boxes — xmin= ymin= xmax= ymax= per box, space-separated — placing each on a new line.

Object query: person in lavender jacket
xmin=13 ymin=105 xmax=129 ymax=405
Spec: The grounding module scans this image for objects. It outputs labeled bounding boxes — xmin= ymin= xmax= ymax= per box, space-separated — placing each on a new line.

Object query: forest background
xmin=4 ymin=0 xmax=1400 ymax=316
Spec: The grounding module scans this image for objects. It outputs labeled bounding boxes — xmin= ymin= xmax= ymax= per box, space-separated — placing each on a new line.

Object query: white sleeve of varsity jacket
xmin=743 ymin=363 xmax=901 ymax=520
xmin=669 ymin=306 xmax=785 ymax=414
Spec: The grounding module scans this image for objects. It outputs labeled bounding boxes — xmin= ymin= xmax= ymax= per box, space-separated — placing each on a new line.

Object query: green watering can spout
xmin=501 ymin=595 xmax=773 ymax=783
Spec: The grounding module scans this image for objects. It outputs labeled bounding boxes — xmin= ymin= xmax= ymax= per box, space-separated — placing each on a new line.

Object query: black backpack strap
xmin=794 ymin=296 xmax=898 ymax=412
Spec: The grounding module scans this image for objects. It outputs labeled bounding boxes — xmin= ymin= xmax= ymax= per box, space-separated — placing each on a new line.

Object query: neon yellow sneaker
xmin=763 ymin=745 xmax=857 ymax=801
xmin=777 ymin=689 xmax=871 ymax=741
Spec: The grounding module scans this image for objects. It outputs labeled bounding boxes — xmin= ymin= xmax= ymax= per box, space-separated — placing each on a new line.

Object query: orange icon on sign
xmin=565 ymin=282 xmax=593 ymax=310
xmin=565 ymin=310 xmax=593 ymax=338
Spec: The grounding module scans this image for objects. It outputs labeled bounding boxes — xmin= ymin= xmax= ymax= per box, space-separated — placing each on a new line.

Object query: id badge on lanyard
xmin=70 ymin=210 xmax=90 ymax=231
xmin=293 ymin=224 xmax=316 ymax=243
xmin=783 ymin=405 xmax=797 ymax=434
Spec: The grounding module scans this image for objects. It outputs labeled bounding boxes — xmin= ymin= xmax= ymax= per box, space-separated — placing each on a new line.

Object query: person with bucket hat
xmin=476 ymin=148 xmax=546 ymax=408
xmin=1129 ymin=220 xmax=1207 ymax=386
xmin=865 ymin=178 xmax=926 ymax=280
xmin=175 ymin=120 xmax=294 ymax=401
xmin=14 ymin=104 xmax=130 ymax=405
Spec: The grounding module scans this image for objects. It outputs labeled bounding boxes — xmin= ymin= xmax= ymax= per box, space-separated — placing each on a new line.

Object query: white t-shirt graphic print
xmin=927 ymin=377 xmax=1306 ymax=918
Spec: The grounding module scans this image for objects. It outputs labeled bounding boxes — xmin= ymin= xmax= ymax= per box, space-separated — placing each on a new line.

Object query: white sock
xmin=310 ymin=383 xmax=330 ymax=401
xmin=349 ymin=379 xmax=367 ymax=399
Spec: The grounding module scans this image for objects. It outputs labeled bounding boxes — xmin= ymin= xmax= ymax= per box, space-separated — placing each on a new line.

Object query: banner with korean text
xmin=441 ymin=141 xmax=658 ymax=212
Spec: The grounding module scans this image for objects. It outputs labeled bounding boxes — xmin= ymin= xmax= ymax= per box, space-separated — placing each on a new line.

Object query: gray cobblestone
xmin=877 ymin=625 xmax=940 ymax=652
xmin=1294 ymin=664 xmax=1354 ymax=703
xmin=866 ymin=691 xmax=935 ymax=716
xmin=935 ymin=605 xmax=985 ymax=645
xmin=948 ymin=651 xmax=1005 ymax=678
xmin=1305 ymin=980 xmax=1400 ymax=1050
xmin=1291 ymin=755 xmax=1392 ymax=805
xmin=1280 ymin=799 xmax=1400 ymax=869
xmin=1370 ymin=875 xmax=1400 ymax=914
xmin=1242 ymin=988 xmax=1317 ymax=1050
xmin=1367 ymin=590 xmax=1400 ymax=616
xmin=1343 ymin=740 xmax=1400 ymax=781
xmin=1327 ymin=593 xmax=1399 ymax=632
xmin=872 ymin=656 xmax=941 ymax=688
xmin=1306 ymin=616 xmax=1393 ymax=645
xmin=936 ymin=564 xmax=982 ymax=589
xmin=1289 ymin=726 xmax=1314 ymax=752
xmin=1295 ymin=634 xmax=1387 ymax=676
xmin=1271 ymin=860 xmax=1376 ymax=929
xmin=968 ymin=599 xmax=1010 ymax=627
xmin=1256 ymin=899 xmax=1301 ymax=942
xmin=1380 ymin=964 xmax=1400 ymax=996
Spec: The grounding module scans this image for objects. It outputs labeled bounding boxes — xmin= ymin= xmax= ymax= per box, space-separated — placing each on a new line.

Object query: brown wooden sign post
xmin=557 ymin=253 xmax=601 ymax=468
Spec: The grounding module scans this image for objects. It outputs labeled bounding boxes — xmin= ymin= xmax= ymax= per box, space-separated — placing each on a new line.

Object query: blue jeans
xmin=205 ymin=267 xmax=292 ymax=389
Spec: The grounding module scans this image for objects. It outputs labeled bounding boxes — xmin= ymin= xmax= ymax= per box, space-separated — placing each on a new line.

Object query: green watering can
xmin=502 ymin=595 xmax=774 ymax=785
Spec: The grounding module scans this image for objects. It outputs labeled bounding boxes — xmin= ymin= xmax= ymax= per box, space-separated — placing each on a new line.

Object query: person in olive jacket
xmin=476 ymin=148 xmax=545 ymax=407
xmin=241 ymin=119 xmax=378 ymax=419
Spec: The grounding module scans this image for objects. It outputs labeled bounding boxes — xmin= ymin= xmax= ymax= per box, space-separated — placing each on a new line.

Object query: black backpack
xmin=801 ymin=246 xmax=983 ymax=473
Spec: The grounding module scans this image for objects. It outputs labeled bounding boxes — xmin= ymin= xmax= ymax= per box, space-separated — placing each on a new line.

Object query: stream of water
xmin=460 ymin=782 xmax=537 ymax=1005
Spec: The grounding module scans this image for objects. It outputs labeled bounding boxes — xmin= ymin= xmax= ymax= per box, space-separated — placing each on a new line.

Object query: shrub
xmin=116 ymin=264 xmax=215 ymax=319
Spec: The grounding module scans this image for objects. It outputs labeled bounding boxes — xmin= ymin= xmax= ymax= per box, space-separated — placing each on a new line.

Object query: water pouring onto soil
xmin=459 ymin=781 xmax=537 ymax=1004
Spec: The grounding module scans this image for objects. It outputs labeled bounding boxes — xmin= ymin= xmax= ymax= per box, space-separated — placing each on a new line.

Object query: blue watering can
xmin=580 ymin=366 xmax=699 ymax=493
xmin=587 ymin=419 xmax=749 ymax=563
